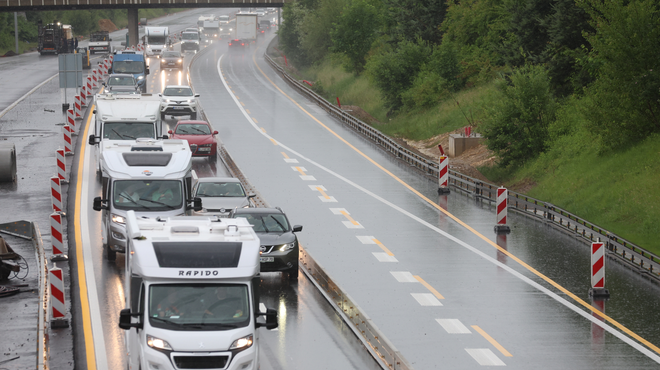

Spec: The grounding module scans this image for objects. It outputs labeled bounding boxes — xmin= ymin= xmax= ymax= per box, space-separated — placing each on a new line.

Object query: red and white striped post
xmin=92 ymin=68 xmax=99 ymax=88
xmin=437 ymin=145 xmax=450 ymax=194
xmin=56 ymin=148 xmax=67 ymax=183
xmin=589 ymin=240 xmax=610 ymax=298
xmin=51 ymin=176 xmax=63 ymax=213
xmin=49 ymin=267 xmax=69 ymax=328
xmin=50 ymin=212 xmax=68 ymax=261
xmin=63 ymin=125 xmax=74 ymax=154
xmin=66 ymin=108 xmax=75 ymax=132
xmin=86 ymin=76 xmax=93 ymax=94
xmin=494 ymin=187 xmax=511 ymax=234
xmin=103 ymin=59 xmax=110 ymax=75
xmin=80 ymin=88 xmax=87 ymax=106
xmin=74 ymin=95 xmax=82 ymax=119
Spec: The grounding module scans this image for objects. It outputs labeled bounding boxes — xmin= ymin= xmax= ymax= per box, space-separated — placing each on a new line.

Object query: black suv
xmin=230 ymin=207 xmax=302 ymax=279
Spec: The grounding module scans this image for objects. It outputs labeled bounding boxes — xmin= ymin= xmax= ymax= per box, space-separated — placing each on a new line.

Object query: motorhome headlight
xmin=137 ymin=75 xmax=144 ymax=80
xmin=279 ymin=242 xmax=295 ymax=252
xmin=229 ymin=334 xmax=253 ymax=350
xmin=111 ymin=214 xmax=126 ymax=225
xmin=147 ymin=335 xmax=173 ymax=351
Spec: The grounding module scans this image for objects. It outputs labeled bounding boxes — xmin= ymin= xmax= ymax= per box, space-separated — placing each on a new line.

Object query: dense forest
xmin=278 ymin=0 xmax=660 ymax=252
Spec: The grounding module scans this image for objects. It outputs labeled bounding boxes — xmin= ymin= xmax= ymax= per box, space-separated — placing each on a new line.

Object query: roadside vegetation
xmin=277 ymin=0 xmax=660 ymax=254
xmin=0 ymin=8 xmax=187 ymax=55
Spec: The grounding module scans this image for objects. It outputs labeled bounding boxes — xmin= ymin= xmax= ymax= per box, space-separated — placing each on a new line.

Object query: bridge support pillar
xmin=128 ymin=8 xmax=139 ymax=47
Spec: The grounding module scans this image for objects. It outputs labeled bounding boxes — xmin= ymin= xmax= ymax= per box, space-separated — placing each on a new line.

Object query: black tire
xmin=286 ymin=264 xmax=299 ymax=280
xmin=106 ymin=244 xmax=116 ymax=261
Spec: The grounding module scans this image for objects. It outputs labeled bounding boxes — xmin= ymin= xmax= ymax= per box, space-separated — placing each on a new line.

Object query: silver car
xmin=192 ymin=177 xmax=255 ymax=217
xmin=159 ymin=85 xmax=199 ymax=120
xmin=103 ymin=73 xmax=139 ymax=94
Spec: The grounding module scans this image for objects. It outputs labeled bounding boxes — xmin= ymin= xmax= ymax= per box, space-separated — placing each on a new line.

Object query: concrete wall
xmin=448 ymin=134 xmax=483 ymax=157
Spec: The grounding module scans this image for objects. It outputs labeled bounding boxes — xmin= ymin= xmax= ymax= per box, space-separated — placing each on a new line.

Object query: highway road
xmin=1 ymin=7 xmax=659 ymax=370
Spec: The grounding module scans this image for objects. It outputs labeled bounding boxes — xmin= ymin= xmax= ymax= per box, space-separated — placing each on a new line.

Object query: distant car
xmin=167 ymin=120 xmax=218 ymax=160
xmin=228 ymin=38 xmax=247 ymax=49
xmin=230 ymin=207 xmax=302 ymax=279
xmin=103 ymin=73 xmax=139 ymax=94
xmin=160 ymin=50 xmax=183 ymax=70
xmin=192 ymin=177 xmax=255 ymax=217
xmin=159 ymin=85 xmax=199 ymax=120
xmin=259 ymin=20 xmax=271 ymax=30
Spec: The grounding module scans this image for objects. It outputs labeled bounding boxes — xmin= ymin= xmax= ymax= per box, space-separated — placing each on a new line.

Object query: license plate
xmin=260 ymin=257 xmax=274 ymax=262
xmin=172 ymin=107 xmax=184 ymax=110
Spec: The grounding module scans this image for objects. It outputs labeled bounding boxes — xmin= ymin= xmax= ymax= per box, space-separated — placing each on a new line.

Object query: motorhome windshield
xmin=102 ymin=122 xmax=155 ymax=140
xmin=112 ymin=61 xmax=144 ymax=74
xmin=149 ymin=284 xmax=250 ymax=331
xmin=113 ymin=180 xmax=183 ymax=211
xmin=148 ymin=36 xmax=167 ymax=45
xmin=182 ymin=33 xmax=198 ymax=40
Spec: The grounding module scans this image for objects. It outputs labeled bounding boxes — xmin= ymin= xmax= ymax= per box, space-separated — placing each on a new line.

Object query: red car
xmin=168 ymin=120 xmax=218 ymax=161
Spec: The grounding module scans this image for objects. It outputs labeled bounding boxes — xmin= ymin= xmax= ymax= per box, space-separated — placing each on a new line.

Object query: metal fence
xmin=263 ymin=52 xmax=660 ymax=284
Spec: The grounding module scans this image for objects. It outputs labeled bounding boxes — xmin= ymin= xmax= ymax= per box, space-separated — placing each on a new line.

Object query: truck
xmin=37 ymin=20 xmax=74 ymax=55
xmin=235 ymin=13 xmax=257 ymax=45
xmin=144 ymin=26 xmax=169 ymax=57
xmin=91 ymin=139 xmax=201 ymax=261
xmin=110 ymin=50 xmax=149 ymax=92
xmin=88 ymin=93 xmax=165 ymax=170
xmin=89 ymin=31 xmax=112 ymax=54
xmin=180 ymin=29 xmax=200 ymax=52
xmin=197 ymin=14 xmax=215 ymax=30
xmin=119 ymin=212 xmax=278 ymax=370
xmin=202 ymin=20 xmax=220 ymax=41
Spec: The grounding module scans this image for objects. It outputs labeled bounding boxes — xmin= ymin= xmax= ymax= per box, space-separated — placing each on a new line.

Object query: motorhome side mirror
xmin=256 ymin=308 xmax=278 ymax=330
xmin=146 ymin=67 xmax=150 ymax=75
xmin=120 ymin=41 xmax=126 ymax=46
xmin=293 ymin=225 xmax=303 ymax=233
xmin=161 ymin=134 xmax=169 ymax=139
xmin=88 ymin=134 xmax=96 ymax=145
xmin=92 ymin=196 xmax=107 ymax=211
xmin=118 ymin=308 xmax=143 ymax=330
xmin=188 ymin=197 xmax=203 ymax=212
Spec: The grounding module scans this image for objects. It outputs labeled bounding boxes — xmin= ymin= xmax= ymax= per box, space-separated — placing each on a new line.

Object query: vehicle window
xmin=236 ymin=213 xmax=289 ymax=233
xmin=182 ymin=33 xmax=198 ymax=40
xmin=149 ymin=284 xmax=249 ymax=331
xmin=147 ymin=36 xmax=167 ymax=45
xmin=196 ymin=182 xmax=245 ymax=197
xmin=108 ymin=77 xmax=135 ymax=86
xmin=112 ymin=61 xmax=144 ymax=74
xmin=103 ymin=122 xmax=154 ymax=140
xmin=113 ymin=180 xmax=183 ymax=211
xmin=163 ymin=88 xmax=193 ymax=97
xmin=175 ymin=124 xmax=210 ymax=135
xmin=162 ymin=51 xmax=179 ymax=58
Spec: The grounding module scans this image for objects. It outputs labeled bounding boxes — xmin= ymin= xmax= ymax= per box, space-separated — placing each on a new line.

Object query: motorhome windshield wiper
xmin=112 ymin=128 xmax=135 ymax=140
xmin=140 ymin=198 xmax=177 ymax=209
xmin=150 ymin=316 xmax=186 ymax=328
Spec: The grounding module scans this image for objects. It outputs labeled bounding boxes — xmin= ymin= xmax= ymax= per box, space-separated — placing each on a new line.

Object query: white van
xmin=119 ymin=212 xmax=278 ymax=370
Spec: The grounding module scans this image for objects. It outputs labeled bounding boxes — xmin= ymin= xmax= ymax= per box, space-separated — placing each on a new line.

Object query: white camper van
xmin=119 ymin=212 xmax=278 ymax=370
xmin=144 ymin=26 xmax=169 ymax=57
xmin=92 ymin=139 xmax=201 ymax=260
xmin=89 ymin=93 xmax=165 ymax=175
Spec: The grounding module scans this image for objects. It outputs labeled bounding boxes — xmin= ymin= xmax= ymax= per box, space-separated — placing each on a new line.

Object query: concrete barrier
xmin=0 ymin=142 xmax=17 ymax=182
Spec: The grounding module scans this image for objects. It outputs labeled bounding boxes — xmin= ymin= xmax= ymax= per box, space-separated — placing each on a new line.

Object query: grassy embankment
xmin=294 ymin=57 xmax=660 ymax=256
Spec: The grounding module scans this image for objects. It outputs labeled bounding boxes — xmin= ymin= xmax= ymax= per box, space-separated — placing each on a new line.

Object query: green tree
xmin=330 ymin=0 xmax=380 ymax=73
xmin=479 ymin=65 xmax=556 ymax=167
xmin=279 ymin=2 xmax=312 ymax=67
xmin=365 ymin=39 xmax=432 ymax=110
xmin=300 ymin=0 xmax=347 ymax=64
xmin=499 ymin=0 xmax=553 ymax=67
xmin=382 ymin=0 xmax=448 ymax=45
xmin=579 ymin=0 xmax=660 ymax=150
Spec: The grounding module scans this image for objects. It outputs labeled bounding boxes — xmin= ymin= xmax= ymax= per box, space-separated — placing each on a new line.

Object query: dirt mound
xmin=2 ymin=50 xmax=18 ymax=57
xmin=98 ymin=19 xmax=118 ymax=33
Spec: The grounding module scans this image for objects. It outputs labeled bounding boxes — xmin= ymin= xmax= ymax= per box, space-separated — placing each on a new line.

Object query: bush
xmin=479 ymin=65 xmax=556 ymax=167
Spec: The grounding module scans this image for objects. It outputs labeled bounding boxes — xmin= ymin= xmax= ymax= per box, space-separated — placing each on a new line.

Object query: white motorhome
xmin=119 ymin=212 xmax=278 ymax=370
xmin=144 ymin=26 xmax=169 ymax=57
xmin=92 ymin=139 xmax=201 ymax=260
xmin=235 ymin=13 xmax=257 ymax=43
xmin=88 ymin=93 xmax=165 ymax=173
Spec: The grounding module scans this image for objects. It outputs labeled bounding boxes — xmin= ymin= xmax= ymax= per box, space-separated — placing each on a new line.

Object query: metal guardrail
xmin=263 ymin=52 xmax=660 ymax=284
xmin=1 ymin=0 xmax=291 ymax=11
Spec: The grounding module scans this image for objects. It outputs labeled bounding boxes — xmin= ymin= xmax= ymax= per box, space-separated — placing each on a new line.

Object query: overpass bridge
xmin=0 ymin=0 xmax=291 ymax=46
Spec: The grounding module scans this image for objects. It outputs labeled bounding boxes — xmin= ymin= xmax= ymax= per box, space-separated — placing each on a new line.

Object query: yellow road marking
xmin=294 ymin=166 xmax=307 ymax=176
xmin=252 ymin=117 xmax=258 ymax=123
xmin=372 ymin=238 xmax=394 ymax=257
xmin=75 ymin=107 xmax=97 ymax=370
xmin=246 ymin=109 xmax=251 ymax=115
xmin=261 ymin=127 xmax=267 ymax=133
xmin=339 ymin=210 xmax=360 ymax=226
xmin=281 ymin=152 xmax=290 ymax=159
xmin=270 ymin=138 xmax=278 ymax=145
xmin=472 ymin=325 xmax=513 ymax=357
xmin=251 ymin=46 xmax=660 ymax=356
xmin=413 ymin=275 xmax=444 ymax=299
xmin=240 ymin=102 xmax=245 ymax=106
xmin=315 ymin=186 xmax=331 ymax=200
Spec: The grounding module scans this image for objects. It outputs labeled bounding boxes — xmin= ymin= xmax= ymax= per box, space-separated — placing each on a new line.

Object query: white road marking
xmin=342 ymin=221 xmax=364 ymax=229
xmin=318 ymin=196 xmax=337 ymax=202
xmin=411 ymin=293 xmax=442 ymax=306
xmin=465 ymin=348 xmax=506 ymax=366
xmin=357 ymin=236 xmax=376 ymax=244
xmin=330 ymin=208 xmax=348 ymax=215
xmin=373 ymin=252 xmax=398 ymax=262
xmin=300 ymin=175 xmax=316 ymax=181
xmin=216 ymin=55 xmax=660 ymax=364
xmin=436 ymin=319 xmax=471 ymax=334
xmin=284 ymin=158 xmax=299 ymax=163
xmin=390 ymin=271 xmax=417 ymax=283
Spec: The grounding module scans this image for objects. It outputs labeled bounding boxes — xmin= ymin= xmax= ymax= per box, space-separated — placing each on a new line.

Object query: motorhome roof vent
xmin=122 ymin=152 xmax=171 ymax=166
xmin=171 ymin=225 xmax=199 ymax=234
xmin=131 ymin=146 xmax=163 ymax=152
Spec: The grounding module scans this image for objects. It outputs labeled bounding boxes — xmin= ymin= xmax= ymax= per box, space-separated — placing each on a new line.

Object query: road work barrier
xmin=50 ymin=212 xmax=64 ymax=257
xmin=437 ymin=154 xmax=449 ymax=195
xmin=0 ymin=142 xmax=17 ymax=183
xmin=48 ymin=266 xmax=68 ymax=328
xmin=263 ymin=49 xmax=660 ymax=284
xmin=66 ymin=108 xmax=75 ymax=132
xmin=74 ymin=95 xmax=82 ymax=119
xmin=494 ymin=187 xmax=510 ymax=234
xmin=590 ymin=241 xmax=610 ymax=298
xmin=56 ymin=148 xmax=67 ymax=183
xmin=50 ymin=176 xmax=63 ymax=213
